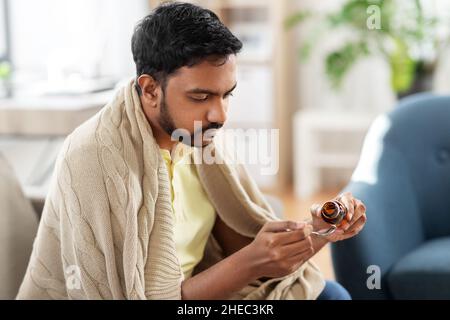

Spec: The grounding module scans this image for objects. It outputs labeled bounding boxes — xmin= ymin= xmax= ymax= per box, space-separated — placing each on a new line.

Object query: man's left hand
xmin=310 ymin=192 xmax=367 ymax=242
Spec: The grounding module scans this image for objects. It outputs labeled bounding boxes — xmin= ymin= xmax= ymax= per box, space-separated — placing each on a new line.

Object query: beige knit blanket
xmin=16 ymin=80 xmax=325 ymax=300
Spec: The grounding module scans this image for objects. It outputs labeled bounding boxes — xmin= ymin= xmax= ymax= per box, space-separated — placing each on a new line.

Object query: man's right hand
xmin=242 ymin=220 xmax=315 ymax=280
xmin=181 ymin=220 xmax=316 ymax=299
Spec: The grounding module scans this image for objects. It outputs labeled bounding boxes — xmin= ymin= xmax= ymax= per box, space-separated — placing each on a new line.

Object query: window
xmin=0 ymin=0 xmax=9 ymax=61
xmin=7 ymin=0 xmax=149 ymax=93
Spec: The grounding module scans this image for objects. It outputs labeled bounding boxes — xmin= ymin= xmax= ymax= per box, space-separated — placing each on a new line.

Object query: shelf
xmin=0 ymin=90 xmax=114 ymax=135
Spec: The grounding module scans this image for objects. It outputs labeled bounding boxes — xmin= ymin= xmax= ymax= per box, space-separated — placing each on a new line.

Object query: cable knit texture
xmin=16 ymin=80 xmax=325 ymax=300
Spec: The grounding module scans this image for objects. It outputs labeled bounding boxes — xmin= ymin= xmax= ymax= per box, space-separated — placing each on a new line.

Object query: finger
xmin=346 ymin=223 xmax=365 ymax=237
xmin=338 ymin=223 xmax=365 ymax=241
xmin=310 ymin=203 xmax=321 ymax=217
xmin=262 ymin=220 xmax=304 ymax=233
xmin=351 ymin=199 xmax=366 ymax=224
xmin=284 ymin=247 xmax=314 ymax=272
xmin=337 ymin=219 xmax=351 ymax=231
xmin=344 ymin=213 xmax=366 ymax=235
xmin=337 ymin=210 xmax=364 ymax=232
xmin=338 ymin=192 xmax=355 ymax=221
xmin=335 ymin=216 xmax=366 ymax=241
xmin=356 ymin=199 xmax=366 ymax=215
xmin=287 ymin=245 xmax=315 ymax=264
xmin=325 ymin=233 xmax=341 ymax=243
xmin=274 ymin=224 xmax=313 ymax=245
xmin=279 ymin=236 xmax=313 ymax=257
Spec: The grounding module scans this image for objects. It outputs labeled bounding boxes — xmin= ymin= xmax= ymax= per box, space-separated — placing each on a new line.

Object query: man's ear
xmin=137 ymin=74 xmax=160 ymax=108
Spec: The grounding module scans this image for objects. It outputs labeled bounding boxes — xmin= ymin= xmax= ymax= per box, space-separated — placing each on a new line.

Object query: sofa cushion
xmin=388 ymin=237 xmax=450 ymax=299
xmin=0 ymin=153 xmax=38 ymax=299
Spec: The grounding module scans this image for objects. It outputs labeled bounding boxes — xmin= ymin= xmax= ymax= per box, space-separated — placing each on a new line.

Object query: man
xmin=17 ymin=2 xmax=366 ymax=300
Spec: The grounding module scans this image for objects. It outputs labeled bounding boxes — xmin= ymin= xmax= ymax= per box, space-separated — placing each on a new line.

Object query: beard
xmin=158 ymin=94 xmax=177 ymax=137
xmin=158 ymin=93 xmax=223 ymax=147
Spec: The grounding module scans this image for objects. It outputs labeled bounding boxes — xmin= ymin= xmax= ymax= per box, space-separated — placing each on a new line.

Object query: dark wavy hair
xmin=131 ymin=1 xmax=242 ymax=94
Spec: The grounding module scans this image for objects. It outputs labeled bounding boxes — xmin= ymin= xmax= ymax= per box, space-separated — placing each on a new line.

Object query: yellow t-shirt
xmin=160 ymin=144 xmax=216 ymax=279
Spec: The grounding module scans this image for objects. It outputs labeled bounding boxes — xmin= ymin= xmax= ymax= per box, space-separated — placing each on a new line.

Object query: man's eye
xmin=191 ymin=95 xmax=208 ymax=101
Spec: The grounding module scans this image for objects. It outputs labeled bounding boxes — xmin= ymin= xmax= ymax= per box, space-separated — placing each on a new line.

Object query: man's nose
xmin=206 ymin=99 xmax=227 ymax=124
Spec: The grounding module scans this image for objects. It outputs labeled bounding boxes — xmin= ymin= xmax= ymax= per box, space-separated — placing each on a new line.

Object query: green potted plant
xmin=286 ymin=0 xmax=446 ymax=99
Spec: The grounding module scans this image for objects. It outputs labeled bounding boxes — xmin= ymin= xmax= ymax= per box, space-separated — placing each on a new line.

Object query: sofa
xmin=332 ymin=94 xmax=450 ymax=299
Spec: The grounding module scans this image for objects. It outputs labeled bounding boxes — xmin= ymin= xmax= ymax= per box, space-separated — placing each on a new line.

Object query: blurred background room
xmin=1 ymin=0 xmax=450 ymax=299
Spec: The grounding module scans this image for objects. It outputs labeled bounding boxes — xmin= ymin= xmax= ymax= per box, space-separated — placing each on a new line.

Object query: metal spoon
xmin=311 ymin=225 xmax=337 ymax=237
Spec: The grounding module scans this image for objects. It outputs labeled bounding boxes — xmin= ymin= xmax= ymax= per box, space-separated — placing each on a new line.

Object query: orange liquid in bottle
xmin=321 ymin=200 xmax=347 ymax=225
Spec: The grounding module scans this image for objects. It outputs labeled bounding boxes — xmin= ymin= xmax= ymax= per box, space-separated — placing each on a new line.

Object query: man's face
xmin=156 ymin=54 xmax=237 ymax=147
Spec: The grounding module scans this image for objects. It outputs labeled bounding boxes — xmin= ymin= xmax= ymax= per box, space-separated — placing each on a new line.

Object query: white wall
xmin=0 ymin=1 xmax=6 ymax=58
xmin=9 ymin=0 xmax=150 ymax=80
xmin=291 ymin=0 xmax=396 ymax=114
xmin=292 ymin=0 xmax=450 ymax=113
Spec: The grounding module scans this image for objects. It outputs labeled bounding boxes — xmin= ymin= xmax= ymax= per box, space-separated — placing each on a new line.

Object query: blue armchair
xmin=332 ymin=94 xmax=450 ymax=299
